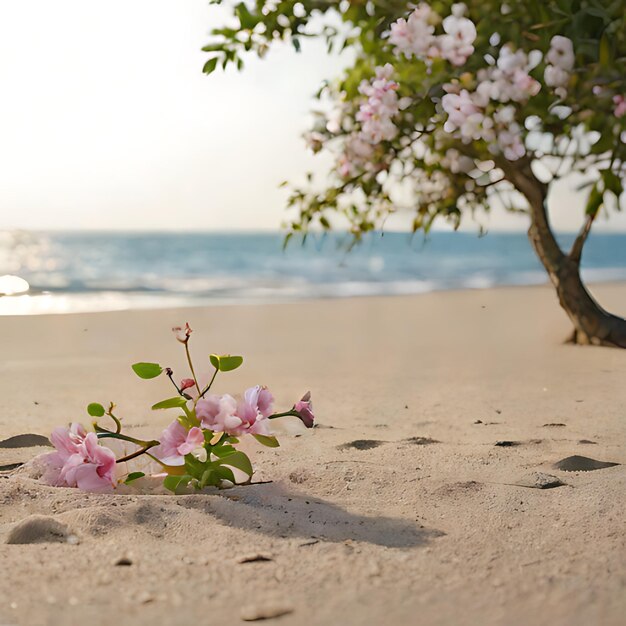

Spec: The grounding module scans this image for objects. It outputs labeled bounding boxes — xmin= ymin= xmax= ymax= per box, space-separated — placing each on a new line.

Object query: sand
xmin=0 ymin=283 xmax=625 ymax=626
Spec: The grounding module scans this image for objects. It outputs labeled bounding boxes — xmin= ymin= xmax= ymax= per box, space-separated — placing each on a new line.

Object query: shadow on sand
xmin=176 ymin=481 xmax=444 ymax=549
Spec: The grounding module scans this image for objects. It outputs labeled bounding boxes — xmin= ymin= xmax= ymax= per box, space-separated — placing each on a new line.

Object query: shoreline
xmin=1 ymin=278 xmax=625 ymax=318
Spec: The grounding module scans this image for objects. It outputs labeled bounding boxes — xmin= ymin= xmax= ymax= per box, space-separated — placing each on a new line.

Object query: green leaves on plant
xmin=209 ymin=354 xmax=243 ymax=372
xmin=253 ymin=434 xmax=280 ymax=448
xmin=235 ymin=2 xmax=257 ymax=29
xmin=602 ymin=170 xmax=623 ymax=198
xmin=152 ymin=397 xmax=189 ymax=410
xmin=124 ymin=472 xmax=145 ymax=484
xmin=87 ymin=403 xmax=105 ymax=417
xmin=217 ymin=450 xmax=253 ymax=476
xmin=163 ymin=475 xmax=192 ymax=493
xmin=131 ymin=362 xmax=163 ymax=379
xmin=203 ymin=57 xmax=219 ymax=74
xmin=585 ymin=185 xmax=604 ymax=216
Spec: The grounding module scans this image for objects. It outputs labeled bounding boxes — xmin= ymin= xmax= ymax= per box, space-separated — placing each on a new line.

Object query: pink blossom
xmin=41 ymin=425 xmax=117 ymax=492
xmin=544 ymin=65 xmax=569 ymax=90
xmin=613 ymin=95 xmax=626 ymax=118
xmin=546 ymin=35 xmax=574 ymax=71
xmin=50 ymin=422 xmax=87 ymax=458
xmin=442 ymin=90 xmax=479 ymax=132
xmin=439 ymin=13 xmax=476 ymax=66
xmin=153 ymin=421 xmax=205 ymax=466
xmin=180 ymin=378 xmax=195 ymax=392
xmin=389 ymin=4 xmax=436 ymax=59
xmin=293 ymin=392 xmax=315 ymax=428
xmin=172 ymin=323 xmax=192 ymax=343
xmin=59 ymin=433 xmax=117 ymax=492
xmin=356 ymin=65 xmax=402 ymax=144
xmin=196 ymin=386 xmax=274 ymax=437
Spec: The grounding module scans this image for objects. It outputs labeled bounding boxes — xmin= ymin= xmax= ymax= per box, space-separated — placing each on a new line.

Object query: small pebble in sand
xmin=240 ymin=602 xmax=294 ymax=621
xmin=514 ymin=473 xmax=565 ymax=489
xmin=136 ymin=591 xmax=155 ymax=605
xmin=114 ymin=556 xmax=133 ymax=566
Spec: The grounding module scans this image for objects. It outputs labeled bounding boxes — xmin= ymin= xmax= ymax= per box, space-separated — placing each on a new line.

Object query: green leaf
xmin=152 ymin=396 xmax=188 ymax=410
xmin=209 ymin=354 xmax=243 ymax=372
xmin=203 ymin=57 xmax=219 ymax=74
xmin=235 ymin=2 xmax=257 ymax=29
xmin=598 ymin=33 xmax=611 ymax=65
xmin=217 ymin=450 xmax=253 ymax=476
xmin=131 ymin=363 xmax=163 ymax=379
xmin=212 ymin=444 xmax=236 ymax=458
xmin=124 ymin=472 xmax=145 ymax=484
xmin=602 ymin=170 xmax=623 ymax=197
xmin=87 ymin=403 xmax=105 ymax=417
xmin=163 ymin=475 xmax=191 ymax=493
xmin=253 ymin=434 xmax=280 ymax=448
xmin=216 ymin=466 xmax=236 ymax=484
xmin=586 ymin=186 xmax=604 ymax=217
xmin=199 ymin=469 xmax=215 ymax=489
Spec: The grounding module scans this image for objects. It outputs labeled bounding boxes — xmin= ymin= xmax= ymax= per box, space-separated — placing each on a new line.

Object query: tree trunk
xmin=501 ymin=159 xmax=626 ymax=348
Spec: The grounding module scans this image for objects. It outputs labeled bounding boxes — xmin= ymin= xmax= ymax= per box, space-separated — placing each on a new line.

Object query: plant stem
xmin=166 ymin=369 xmax=185 ymax=397
xmin=184 ymin=342 xmax=201 ymax=396
xmin=198 ymin=368 xmax=219 ymax=399
xmin=96 ymin=429 xmax=158 ymax=448
xmin=267 ymin=408 xmax=300 ymax=420
xmin=105 ymin=411 xmax=122 ymax=434
xmin=116 ymin=443 xmax=159 ymax=464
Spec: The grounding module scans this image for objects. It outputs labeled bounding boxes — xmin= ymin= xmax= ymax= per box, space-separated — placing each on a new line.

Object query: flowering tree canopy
xmin=203 ymin=1 xmax=626 ymax=346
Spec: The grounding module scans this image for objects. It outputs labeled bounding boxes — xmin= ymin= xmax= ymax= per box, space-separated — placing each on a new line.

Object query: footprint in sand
xmin=0 ymin=433 xmax=51 ymax=448
xmin=553 ymin=455 xmax=620 ymax=472
xmin=337 ymin=439 xmax=385 ymax=451
xmin=5 ymin=515 xmax=72 ymax=544
xmin=404 ymin=436 xmax=440 ymax=445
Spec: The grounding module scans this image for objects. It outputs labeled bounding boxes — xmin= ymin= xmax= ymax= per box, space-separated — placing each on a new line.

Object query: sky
xmin=0 ymin=0 xmax=624 ymax=233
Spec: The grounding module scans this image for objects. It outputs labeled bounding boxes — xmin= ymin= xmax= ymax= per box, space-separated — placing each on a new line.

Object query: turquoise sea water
xmin=0 ymin=230 xmax=624 ymax=314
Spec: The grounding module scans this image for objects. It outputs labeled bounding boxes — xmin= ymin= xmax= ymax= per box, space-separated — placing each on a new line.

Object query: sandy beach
xmin=0 ymin=283 xmax=625 ymax=626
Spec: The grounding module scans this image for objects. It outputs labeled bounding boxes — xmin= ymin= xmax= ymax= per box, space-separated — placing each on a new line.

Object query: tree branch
xmin=569 ymin=213 xmax=596 ymax=265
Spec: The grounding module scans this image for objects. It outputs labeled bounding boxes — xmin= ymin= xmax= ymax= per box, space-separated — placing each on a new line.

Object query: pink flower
xmin=613 ymin=95 xmax=626 ymax=119
xmin=196 ymin=393 xmax=239 ymax=431
xmin=153 ymin=421 xmax=205 ymax=466
xmin=546 ymin=35 xmax=574 ymax=71
xmin=439 ymin=13 xmax=476 ymax=66
xmin=41 ymin=424 xmax=117 ymax=492
xmin=196 ymin=386 xmax=274 ymax=437
xmin=180 ymin=378 xmax=195 ymax=392
xmin=172 ymin=323 xmax=192 ymax=343
xmin=50 ymin=422 xmax=87 ymax=458
xmin=59 ymin=433 xmax=117 ymax=492
xmin=293 ymin=392 xmax=315 ymax=428
xmin=442 ymin=90 xmax=479 ymax=131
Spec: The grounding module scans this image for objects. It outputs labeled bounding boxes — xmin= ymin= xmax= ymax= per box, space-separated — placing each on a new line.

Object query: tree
xmin=203 ymin=0 xmax=626 ymax=347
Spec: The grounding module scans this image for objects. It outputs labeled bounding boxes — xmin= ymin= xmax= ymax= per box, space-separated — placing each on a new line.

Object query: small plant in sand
xmin=39 ymin=323 xmax=314 ymax=493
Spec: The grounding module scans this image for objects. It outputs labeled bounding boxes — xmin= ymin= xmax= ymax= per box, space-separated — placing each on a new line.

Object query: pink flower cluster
xmin=356 ymin=64 xmax=407 ymax=144
xmin=196 ymin=385 xmax=274 ymax=437
xmin=441 ymin=46 xmax=541 ymax=160
xmin=41 ymin=423 xmax=117 ymax=492
xmin=338 ymin=64 xmax=409 ymax=178
xmin=544 ymin=35 xmax=574 ymax=98
xmin=389 ymin=3 xmax=476 ymax=67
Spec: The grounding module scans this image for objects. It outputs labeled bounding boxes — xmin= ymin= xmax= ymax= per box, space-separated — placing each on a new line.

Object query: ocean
xmin=0 ymin=230 xmax=625 ymax=315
